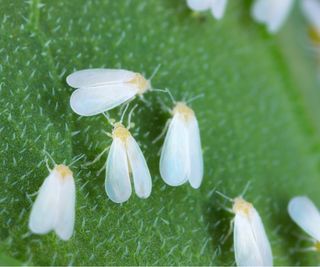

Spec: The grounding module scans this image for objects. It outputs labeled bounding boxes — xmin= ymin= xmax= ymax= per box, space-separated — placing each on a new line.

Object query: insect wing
xmin=186 ymin=115 xmax=203 ymax=189
xmin=54 ymin=174 xmax=76 ymax=240
xmin=288 ymin=196 xmax=320 ymax=241
xmin=70 ymin=83 xmax=138 ymax=116
xmin=160 ymin=114 xmax=189 ymax=186
xmin=105 ymin=138 xmax=132 ymax=203
xmin=126 ymin=136 xmax=152 ymax=199
xmin=29 ymin=171 xmax=60 ymax=234
xmin=234 ymin=208 xmax=272 ymax=266
xmin=67 ymin=69 xmax=135 ymax=88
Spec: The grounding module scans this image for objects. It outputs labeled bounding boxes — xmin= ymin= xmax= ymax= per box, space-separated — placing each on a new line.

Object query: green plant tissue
xmin=1 ymin=0 xmax=320 ymax=265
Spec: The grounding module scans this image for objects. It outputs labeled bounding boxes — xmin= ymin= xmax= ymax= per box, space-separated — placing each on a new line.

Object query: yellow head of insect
xmin=128 ymin=73 xmax=150 ymax=94
xmin=173 ymin=102 xmax=195 ymax=121
xmin=55 ymin=164 xmax=73 ymax=179
xmin=112 ymin=123 xmax=131 ymax=142
xmin=233 ymin=197 xmax=253 ymax=216
xmin=314 ymin=241 xmax=320 ymax=252
xmin=308 ymin=26 xmax=320 ymax=45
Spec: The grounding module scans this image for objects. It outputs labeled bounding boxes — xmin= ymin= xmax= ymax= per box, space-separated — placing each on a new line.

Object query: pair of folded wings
xmin=160 ymin=113 xmax=203 ymax=189
xmin=105 ymin=136 xmax=152 ymax=203
xmin=67 ymin=69 xmax=139 ymax=116
xmin=234 ymin=208 xmax=273 ymax=266
xmin=29 ymin=171 xmax=75 ymax=240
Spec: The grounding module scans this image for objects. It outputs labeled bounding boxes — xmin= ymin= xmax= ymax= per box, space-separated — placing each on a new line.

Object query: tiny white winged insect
xmin=186 ymin=0 xmax=228 ymax=20
xmin=233 ymin=197 xmax=273 ymax=266
xmin=105 ymin=122 xmax=152 ymax=203
xmin=251 ymin=0 xmax=294 ymax=33
xmin=160 ymin=102 xmax=203 ymax=189
xmin=66 ymin=69 xmax=151 ymax=116
xmin=29 ymin=164 xmax=75 ymax=241
xmin=288 ymin=196 xmax=320 ymax=251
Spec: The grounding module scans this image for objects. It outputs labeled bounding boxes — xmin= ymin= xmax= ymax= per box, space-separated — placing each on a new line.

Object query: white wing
xmin=105 ymin=138 xmax=132 ymax=203
xmin=126 ymin=136 xmax=152 ymax=199
xmin=301 ymin=0 xmax=320 ymax=30
xmin=234 ymin=213 xmax=263 ymax=266
xmin=251 ymin=0 xmax=269 ymax=23
xmin=250 ymin=208 xmax=273 ymax=266
xmin=186 ymin=115 xmax=203 ymax=189
xmin=186 ymin=0 xmax=212 ymax=11
xmin=66 ymin=69 xmax=135 ymax=88
xmin=266 ymin=0 xmax=294 ymax=33
xmin=251 ymin=0 xmax=294 ymax=33
xmin=70 ymin=84 xmax=138 ymax=116
xmin=54 ymin=175 xmax=76 ymax=241
xmin=288 ymin=196 xmax=320 ymax=241
xmin=29 ymin=171 xmax=60 ymax=234
xmin=234 ymin=209 xmax=272 ymax=266
xmin=210 ymin=0 xmax=228 ymax=20
xmin=160 ymin=114 xmax=189 ymax=186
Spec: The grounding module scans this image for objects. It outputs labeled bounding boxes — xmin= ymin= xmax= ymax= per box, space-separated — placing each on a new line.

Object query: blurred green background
xmin=1 ymin=0 xmax=320 ymax=265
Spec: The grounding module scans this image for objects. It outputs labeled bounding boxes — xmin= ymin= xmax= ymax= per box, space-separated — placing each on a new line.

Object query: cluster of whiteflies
xmin=29 ymin=69 xmax=203 ymax=237
xmin=28 ymin=68 xmax=320 ymax=265
xmin=187 ymin=0 xmax=320 ymax=34
xmin=27 ymin=1 xmax=320 ymax=263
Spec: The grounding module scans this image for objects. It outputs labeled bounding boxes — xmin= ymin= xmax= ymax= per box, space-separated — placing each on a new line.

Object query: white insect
xmin=301 ymin=0 xmax=320 ymax=36
xmin=160 ymin=102 xmax=203 ymax=189
xmin=105 ymin=122 xmax=152 ymax=203
xmin=66 ymin=68 xmax=152 ymax=116
xmin=251 ymin=0 xmax=294 ymax=33
xmin=288 ymin=196 xmax=320 ymax=251
xmin=186 ymin=0 xmax=228 ymax=20
xmin=232 ymin=197 xmax=273 ymax=266
xmin=29 ymin=164 xmax=75 ymax=241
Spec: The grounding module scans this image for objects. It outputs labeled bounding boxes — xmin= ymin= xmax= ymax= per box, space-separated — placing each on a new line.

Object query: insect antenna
xmin=150 ymin=87 xmax=176 ymax=105
xmin=240 ymin=180 xmax=252 ymax=198
xmin=148 ymin=64 xmax=161 ymax=81
xmin=120 ymin=103 xmax=130 ymax=124
xmin=102 ymin=112 xmax=115 ymax=126
xmin=216 ymin=190 xmax=234 ymax=203
xmin=127 ymin=104 xmax=138 ymax=129
xmin=185 ymin=93 xmax=205 ymax=104
xmin=43 ymin=148 xmax=56 ymax=170
xmin=157 ymin=87 xmax=176 ymax=104
xmin=119 ymin=100 xmax=130 ymax=116
xmin=83 ymin=146 xmax=110 ymax=167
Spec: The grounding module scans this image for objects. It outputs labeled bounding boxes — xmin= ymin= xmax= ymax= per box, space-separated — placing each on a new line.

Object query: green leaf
xmin=1 ymin=0 xmax=320 ymax=265
xmin=0 ymin=251 xmax=21 ymax=266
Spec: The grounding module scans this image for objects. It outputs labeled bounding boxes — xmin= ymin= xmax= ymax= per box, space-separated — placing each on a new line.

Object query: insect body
xmin=106 ymin=122 xmax=152 ymax=203
xmin=160 ymin=102 xmax=203 ymax=189
xmin=233 ymin=197 xmax=273 ymax=266
xmin=67 ymin=69 xmax=151 ymax=116
xmin=29 ymin=164 xmax=76 ymax=241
